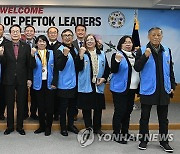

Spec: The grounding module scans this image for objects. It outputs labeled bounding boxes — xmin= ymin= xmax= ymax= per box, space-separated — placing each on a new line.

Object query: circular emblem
xmin=108 ymin=11 xmax=125 ymax=28
xmin=77 ymin=128 xmax=94 ymax=147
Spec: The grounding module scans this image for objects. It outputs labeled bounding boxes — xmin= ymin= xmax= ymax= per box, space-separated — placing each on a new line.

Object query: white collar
xmin=122 ymin=49 xmax=133 ymax=57
xmin=49 ymin=41 xmax=57 ymax=45
xmin=77 ymin=39 xmax=83 ymax=43
xmin=26 ymin=39 xmax=33 ymax=43
xmin=0 ymin=37 xmax=3 ymax=42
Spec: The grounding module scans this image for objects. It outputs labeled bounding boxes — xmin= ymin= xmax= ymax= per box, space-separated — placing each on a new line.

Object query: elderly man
xmin=134 ymin=27 xmax=176 ymax=153
xmin=0 ymin=24 xmax=32 ymax=135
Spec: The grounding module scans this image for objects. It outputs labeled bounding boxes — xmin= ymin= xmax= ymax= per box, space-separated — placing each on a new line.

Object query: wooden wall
xmin=105 ymin=83 xmax=180 ymax=103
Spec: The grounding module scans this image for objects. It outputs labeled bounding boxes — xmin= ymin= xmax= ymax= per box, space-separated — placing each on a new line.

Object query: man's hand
xmin=51 ymin=85 xmax=56 ymax=89
xmin=115 ymin=52 xmax=123 ymax=62
xmin=63 ymin=47 xmax=70 ymax=56
xmin=145 ymin=48 xmax=151 ymax=57
xmin=79 ymin=47 xmax=86 ymax=59
xmin=31 ymin=47 xmax=37 ymax=57
xmin=27 ymin=80 xmax=32 ymax=88
xmin=0 ymin=46 xmax=4 ymax=56
xmin=96 ymin=78 xmax=106 ymax=86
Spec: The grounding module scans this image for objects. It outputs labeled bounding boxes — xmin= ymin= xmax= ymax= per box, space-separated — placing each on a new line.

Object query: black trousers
xmin=82 ymin=109 xmax=102 ymax=131
xmin=0 ymin=83 xmax=6 ymax=116
xmin=30 ymin=87 xmax=38 ymax=116
xmin=5 ymin=84 xmax=27 ymax=129
xmin=35 ymin=81 xmax=54 ymax=129
xmin=139 ymin=104 xmax=169 ymax=143
xmin=74 ymin=98 xmax=79 ymax=116
xmin=59 ymin=97 xmax=76 ymax=129
xmin=24 ymin=88 xmax=29 ymax=117
xmin=112 ymin=90 xmax=135 ymax=134
xmin=53 ymin=90 xmax=59 ymax=117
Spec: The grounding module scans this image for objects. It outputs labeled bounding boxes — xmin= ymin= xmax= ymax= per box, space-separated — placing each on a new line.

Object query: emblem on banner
xmin=108 ymin=11 xmax=125 ymax=28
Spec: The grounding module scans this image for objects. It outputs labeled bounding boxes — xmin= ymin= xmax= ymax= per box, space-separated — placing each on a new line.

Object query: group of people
xmin=0 ymin=23 xmax=176 ymax=153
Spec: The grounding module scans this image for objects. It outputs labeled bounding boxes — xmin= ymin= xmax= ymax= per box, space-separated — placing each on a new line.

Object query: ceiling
xmin=0 ymin=0 xmax=180 ymax=10
xmin=152 ymin=0 xmax=180 ymax=9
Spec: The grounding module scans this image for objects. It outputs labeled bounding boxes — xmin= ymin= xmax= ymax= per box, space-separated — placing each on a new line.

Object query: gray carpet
xmin=0 ymin=130 xmax=180 ymax=154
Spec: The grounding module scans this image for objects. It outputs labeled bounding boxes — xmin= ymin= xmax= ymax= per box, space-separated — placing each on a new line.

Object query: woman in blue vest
xmin=110 ymin=35 xmax=140 ymax=144
xmin=55 ymin=29 xmax=79 ymax=136
xmin=78 ymin=34 xmax=110 ymax=135
xmin=31 ymin=35 xmax=57 ymax=136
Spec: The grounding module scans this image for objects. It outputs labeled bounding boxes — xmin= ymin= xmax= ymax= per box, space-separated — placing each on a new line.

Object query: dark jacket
xmin=72 ymin=39 xmax=80 ymax=52
xmin=47 ymin=40 xmax=61 ymax=52
xmin=0 ymin=40 xmax=32 ymax=85
xmin=134 ymin=43 xmax=176 ymax=105
xmin=31 ymin=49 xmax=58 ymax=87
xmin=111 ymin=51 xmax=137 ymax=94
xmin=0 ymin=37 xmax=11 ymax=81
xmin=55 ymin=43 xmax=79 ymax=98
xmin=78 ymin=49 xmax=110 ymax=92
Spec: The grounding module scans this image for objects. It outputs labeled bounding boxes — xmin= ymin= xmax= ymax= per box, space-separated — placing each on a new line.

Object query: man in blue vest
xmin=134 ymin=27 xmax=176 ymax=153
xmin=55 ymin=29 xmax=79 ymax=136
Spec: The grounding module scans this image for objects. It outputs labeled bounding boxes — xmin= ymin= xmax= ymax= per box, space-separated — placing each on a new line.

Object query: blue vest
xmin=140 ymin=45 xmax=171 ymax=95
xmin=110 ymin=51 xmax=129 ymax=93
xmin=78 ymin=51 xmax=106 ymax=94
xmin=33 ymin=50 xmax=54 ymax=90
xmin=57 ymin=45 xmax=78 ymax=89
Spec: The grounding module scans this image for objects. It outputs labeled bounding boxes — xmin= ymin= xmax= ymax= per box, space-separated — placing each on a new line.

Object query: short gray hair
xmin=148 ymin=27 xmax=163 ymax=34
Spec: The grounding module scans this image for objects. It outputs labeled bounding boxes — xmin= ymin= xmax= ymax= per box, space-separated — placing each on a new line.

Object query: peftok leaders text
xmin=2 ymin=16 xmax=101 ymax=27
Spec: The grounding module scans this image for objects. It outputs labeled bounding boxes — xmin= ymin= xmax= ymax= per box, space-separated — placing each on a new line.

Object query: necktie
xmin=79 ymin=41 xmax=83 ymax=48
xmin=14 ymin=44 xmax=19 ymax=59
xmin=27 ymin=40 xmax=32 ymax=48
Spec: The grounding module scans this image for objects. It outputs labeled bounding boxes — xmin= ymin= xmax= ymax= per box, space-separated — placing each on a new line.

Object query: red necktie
xmin=14 ymin=44 xmax=19 ymax=59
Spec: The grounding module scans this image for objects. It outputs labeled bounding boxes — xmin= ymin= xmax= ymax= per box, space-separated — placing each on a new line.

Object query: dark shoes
xmin=138 ymin=141 xmax=147 ymax=150
xmin=34 ymin=128 xmax=45 ymax=134
xmin=68 ymin=125 xmax=79 ymax=134
xmin=61 ymin=125 xmax=78 ymax=136
xmin=113 ymin=133 xmax=127 ymax=144
xmin=45 ymin=127 xmax=51 ymax=136
xmin=138 ymin=142 xmax=173 ymax=153
xmin=160 ymin=143 xmax=173 ymax=153
xmin=4 ymin=128 xmax=25 ymax=135
xmin=30 ymin=114 xmax=38 ymax=120
xmin=16 ymin=128 xmax=26 ymax=135
xmin=34 ymin=127 xmax=51 ymax=136
xmin=61 ymin=130 xmax=68 ymax=136
xmin=94 ymin=130 xmax=105 ymax=136
xmin=4 ymin=128 xmax=14 ymax=135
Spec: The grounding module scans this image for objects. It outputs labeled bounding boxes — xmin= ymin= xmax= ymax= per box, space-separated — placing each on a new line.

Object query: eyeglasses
xmin=62 ymin=34 xmax=73 ymax=38
xmin=86 ymin=38 xmax=95 ymax=42
xmin=11 ymin=30 xmax=20 ymax=34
